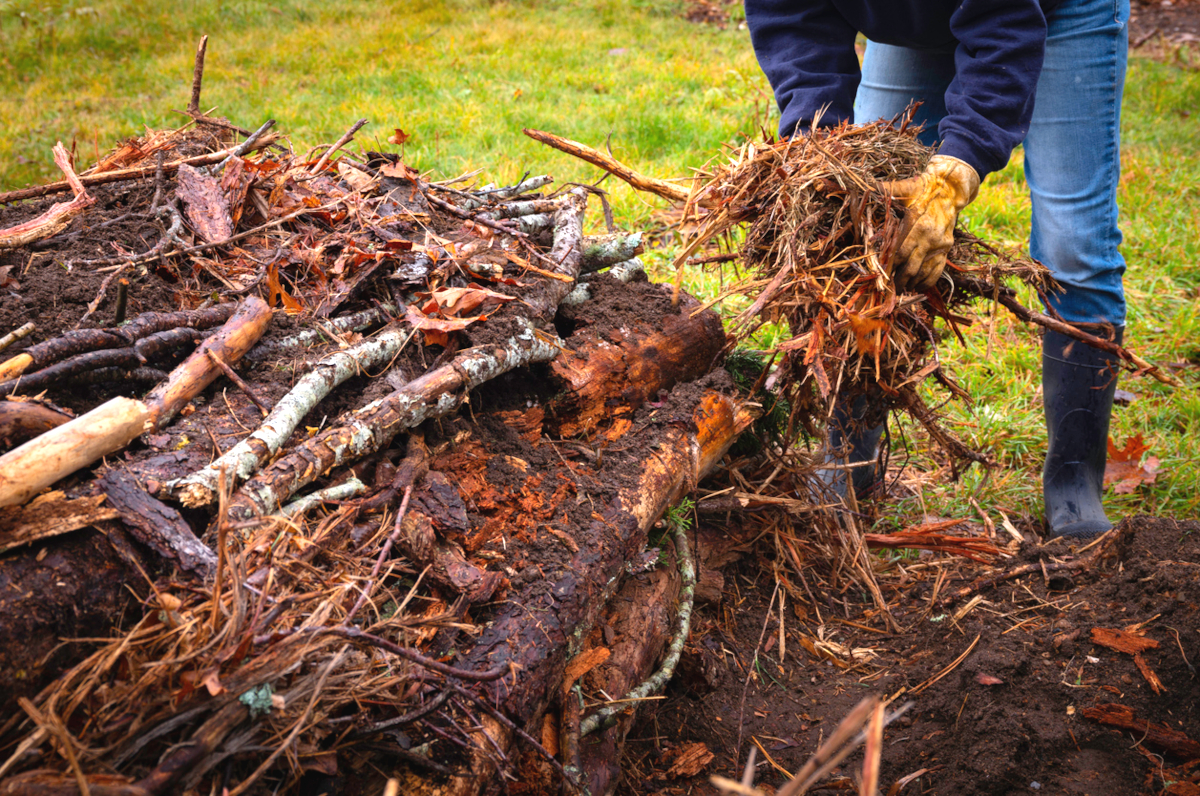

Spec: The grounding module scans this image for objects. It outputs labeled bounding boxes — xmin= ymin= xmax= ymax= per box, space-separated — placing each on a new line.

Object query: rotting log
xmin=548 ymin=285 xmax=727 ymax=438
xmin=0 ymin=525 xmax=150 ymax=716
xmin=432 ymin=391 xmax=754 ymax=795
xmin=578 ymin=542 xmax=684 ymax=796
xmin=0 ymin=297 xmax=271 ymax=508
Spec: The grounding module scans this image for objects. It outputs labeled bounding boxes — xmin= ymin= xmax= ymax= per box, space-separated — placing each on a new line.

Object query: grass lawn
xmin=2 ymin=0 xmax=1197 ymax=525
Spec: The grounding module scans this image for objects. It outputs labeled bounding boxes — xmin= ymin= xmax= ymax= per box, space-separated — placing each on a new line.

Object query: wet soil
xmin=622 ymin=515 xmax=1200 ymax=795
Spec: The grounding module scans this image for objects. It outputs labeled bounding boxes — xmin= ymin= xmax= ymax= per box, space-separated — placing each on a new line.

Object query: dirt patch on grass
xmin=622 ymin=515 xmax=1199 ymax=795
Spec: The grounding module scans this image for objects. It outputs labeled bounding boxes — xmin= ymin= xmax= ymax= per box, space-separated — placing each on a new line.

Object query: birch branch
xmin=225 ymin=320 xmax=563 ymax=520
xmin=166 ymin=325 xmax=415 ymax=507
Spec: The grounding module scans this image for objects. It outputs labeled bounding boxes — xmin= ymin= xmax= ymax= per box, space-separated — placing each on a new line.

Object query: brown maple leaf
xmin=1104 ymin=434 xmax=1162 ymax=494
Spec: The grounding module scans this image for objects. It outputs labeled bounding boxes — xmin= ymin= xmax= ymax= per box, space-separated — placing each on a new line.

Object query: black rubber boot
xmin=818 ymin=395 xmax=886 ymax=502
xmin=1042 ymin=327 xmax=1123 ymax=539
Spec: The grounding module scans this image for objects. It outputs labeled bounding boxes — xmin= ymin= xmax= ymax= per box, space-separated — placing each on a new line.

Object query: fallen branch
xmin=225 ymin=318 xmax=562 ymax=519
xmin=524 ymin=129 xmax=699 ymax=206
xmin=0 ymin=144 xmax=95 ymax=250
xmin=960 ymin=275 xmax=1179 ymax=387
xmin=0 ymin=136 xmax=280 ymax=205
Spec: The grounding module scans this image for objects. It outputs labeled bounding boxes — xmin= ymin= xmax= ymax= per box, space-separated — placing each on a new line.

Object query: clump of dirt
xmin=624 ymin=515 xmax=1199 ymax=795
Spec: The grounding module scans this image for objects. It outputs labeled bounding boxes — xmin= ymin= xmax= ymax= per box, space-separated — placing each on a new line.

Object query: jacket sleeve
xmin=744 ymin=0 xmax=861 ymax=138
xmin=938 ymin=1 xmax=1048 ymax=178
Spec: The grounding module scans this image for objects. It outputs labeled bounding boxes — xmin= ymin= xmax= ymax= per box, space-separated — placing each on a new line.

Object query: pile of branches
xmin=1 ymin=42 xmax=714 ymax=796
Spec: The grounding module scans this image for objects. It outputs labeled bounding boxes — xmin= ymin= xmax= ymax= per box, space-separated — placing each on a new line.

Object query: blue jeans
xmin=853 ymin=0 xmax=1130 ymax=326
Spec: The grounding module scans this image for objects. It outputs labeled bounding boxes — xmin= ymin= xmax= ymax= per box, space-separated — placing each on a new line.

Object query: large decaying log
xmin=550 ymin=284 xmax=727 ymax=438
xmin=0 ymin=297 xmax=271 ymax=508
xmin=428 ymin=391 xmax=753 ymax=796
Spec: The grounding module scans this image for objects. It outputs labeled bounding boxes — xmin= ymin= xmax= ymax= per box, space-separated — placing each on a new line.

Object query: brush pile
xmin=0 ymin=41 xmax=1171 ymax=796
xmin=0 ymin=45 xmax=753 ymax=795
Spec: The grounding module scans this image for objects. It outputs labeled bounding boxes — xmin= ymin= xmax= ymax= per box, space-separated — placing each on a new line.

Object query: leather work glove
xmin=880 ymin=155 xmax=980 ymax=292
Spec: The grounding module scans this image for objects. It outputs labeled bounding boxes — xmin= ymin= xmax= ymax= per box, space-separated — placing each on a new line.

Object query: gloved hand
xmin=880 ymin=155 xmax=980 ymax=292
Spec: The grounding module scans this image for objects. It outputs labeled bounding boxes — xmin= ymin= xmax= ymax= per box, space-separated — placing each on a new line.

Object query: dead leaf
xmin=1104 ymin=434 xmax=1162 ymax=494
xmin=388 ymin=128 xmax=411 ymax=145
xmin=0 ymin=265 xmax=19 ymax=289
xmin=421 ymin=285 xmax=515 ymax=317
xmin=657 ymin=742 xmax=714 ymax=779
xmin=338 ymin=160 xmax=378 ymax=193
xmin=404 ymin=304 xmax=486 ymax=334
xmin=380 ymin=160 xmax=419 ymax=181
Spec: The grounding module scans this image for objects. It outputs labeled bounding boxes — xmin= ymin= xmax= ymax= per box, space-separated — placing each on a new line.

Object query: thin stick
xmin=424 ymin=192 xmax=527 ymax=238
xmin=113 ymin=279 xmax=129 ymax=326
xmin=345 ymin=484 xmax=413 ymax=623
xmin=451 ymin=686 xmax=588 ymax=795
xmin=0 ymin=323 xmax=35 ymax=354
xmin=961 ymin=276 xmax=1178 ymax=387
xmin=206 ymin=350 xmax=269 ymax=416
xmin=524 ymin=128 xmax=699 ymax=205
xmin=187 ymin=35 xmax=209 ymax=116
xmin=269 ymin=626 xmax=511 ymax=681
xmin=311 ymin=118 xmax=368 ymax=175
xmin=911 ymin=634 xmax=980 ymax=695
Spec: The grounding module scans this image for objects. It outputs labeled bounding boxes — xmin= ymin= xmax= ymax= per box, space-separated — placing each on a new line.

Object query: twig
xmin=75 ymin=263 xmax=132 ymax=329
xmin=911 ymin=634 xmax=980 ymax=695
xmin=311 ymin=118 xmax=369 ymax=175
xmin=270 ymin=626 xmax=511 ymax=681
xmin=113 ymin=279 xmax=129 ymax=326
xmin=206 ymin=349 xmax=269 ymax=416
xmin=205 ymin=119 xmax=277 ymax=176
xmin=353 ymin=689 xmax=452 ymax=737
xmin=0 ymin=323 xmax=35 ymax=354
xmin=187 ymin=35 xmax=209 ymax=116
xmin=961 ymin=275 xmax=1179 ymax=386
xmin=451 ymin=686 xmax=588 ymax=795
xmin=345 ymin=484 xmax=414 ymax=623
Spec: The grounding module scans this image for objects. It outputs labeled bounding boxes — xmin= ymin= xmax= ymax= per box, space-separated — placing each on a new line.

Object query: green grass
xmin=2 ymin=1 xmax=1197 ymax=523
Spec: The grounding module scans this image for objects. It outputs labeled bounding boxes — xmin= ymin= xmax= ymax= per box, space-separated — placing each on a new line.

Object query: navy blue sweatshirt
xmin=744 ymin=0 xmax=1061 ymax=178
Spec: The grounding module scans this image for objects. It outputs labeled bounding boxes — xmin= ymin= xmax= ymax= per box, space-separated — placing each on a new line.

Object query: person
xmin=743 ymin=0 xmax=1130 ymax=539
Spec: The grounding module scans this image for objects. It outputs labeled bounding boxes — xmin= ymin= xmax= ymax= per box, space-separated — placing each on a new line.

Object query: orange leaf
xmin=1104 ymin=434 xmax=1162 ymax=494
xmin=388 ymin=128 xmax=411 ymax=145
xmin=404 ymin=304 xmax=485 ymax=333
xmin=846 ymin=311 xmax=887 ymax=357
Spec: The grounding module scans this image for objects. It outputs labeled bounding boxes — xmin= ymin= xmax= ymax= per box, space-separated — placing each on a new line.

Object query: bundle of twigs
xmin=527 ymin=113 xmax=1175 ymax=471
xmin=685 ymin=117 xmax=1051 ymax=464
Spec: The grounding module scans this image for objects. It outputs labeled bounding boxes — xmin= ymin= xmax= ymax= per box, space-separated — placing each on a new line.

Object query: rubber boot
xmin=818 ymin=395 xmax=886 ymax=502
xmin=1042 ymin=328 xmax=1123 ymax=539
